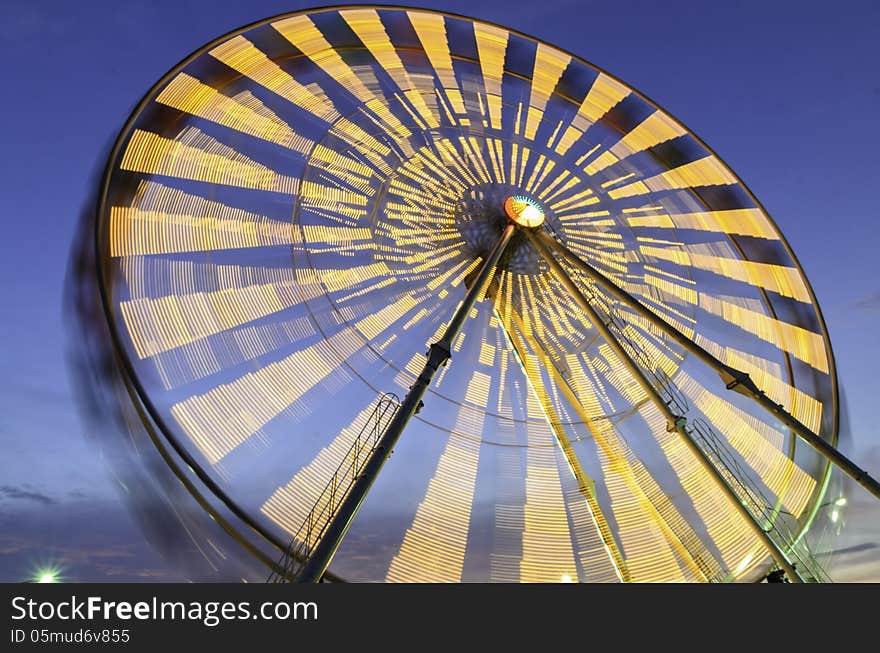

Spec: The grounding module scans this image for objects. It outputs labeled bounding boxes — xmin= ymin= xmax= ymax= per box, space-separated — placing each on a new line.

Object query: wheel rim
xmin=96 ymin=5 xmax=838 ymax=582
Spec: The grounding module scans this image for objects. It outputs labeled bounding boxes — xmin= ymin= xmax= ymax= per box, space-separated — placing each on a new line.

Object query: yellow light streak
xmin=639 ymin=243 xmax=811 ymax=303
xmin=628 ymin=208 xmax=779 ymax=240
xmin=209 ymin=36 xmax=339 ymax=123
xmin=675 ymin=371 xmax=816 ymax=516
xmin=171 ymin=337 xmax=339 ymax=464
xmin=640 ymin=403 xmax=757 ymax=574
xmin=409 ymin=11 xmax=466 ymax=115
xmin=587 ymin=111 xmax=686 ymax=175
xmin=272 ymin=14 xmax=411 ymax=140
xmin=341 ymin=9 xmax=440 ymax=130
xmin=261 ymin=401 xmax=388 ymax=538
xmin=386 ymin=378 xmax=488 ymax=582
xmin=556 ymin=74 xmax=629 ymax=155
xmin=472 ymin=22 xmax=508 ymax=131
xmin=121 ymin=128 xmax=298 ymax=194
xmin=699 ymin=295 xmax=829 ymax=373
xmin=109 ymin=181 xmax=292 ymax=257
xmin=693 ymin=335 xmax=823 ymax=432
xmin=525 ymin=43 xmax=570 ymax=141
xmin=156 ymin=73 xmax=314 ymax=153
xmin=609 ymin=156 xmax=737 ymax=199
xmin=501 ymin=309 xmax=626 ymax=582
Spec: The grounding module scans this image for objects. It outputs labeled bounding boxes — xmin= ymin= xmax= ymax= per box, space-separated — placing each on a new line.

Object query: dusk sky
xmin=1 ymin=0 xmax=878 ymax=582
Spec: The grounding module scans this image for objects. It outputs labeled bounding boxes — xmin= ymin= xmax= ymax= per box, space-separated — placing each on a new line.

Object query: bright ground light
xmin=35 ymin=568 xmax=59 ymax=583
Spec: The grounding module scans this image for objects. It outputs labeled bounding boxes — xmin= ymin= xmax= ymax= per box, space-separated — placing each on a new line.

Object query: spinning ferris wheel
xmin=94 ymin=5 xmax=880 ymax=583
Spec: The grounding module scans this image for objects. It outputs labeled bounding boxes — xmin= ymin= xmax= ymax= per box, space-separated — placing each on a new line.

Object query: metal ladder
xmin=267 ymin=392 xmax=400 ymax=582
xmin=586 ymin=281 xmax=828 ymax=581
xmin=579 ymin=283 xmax=726 ymax=581
xmin=688 ymin=418 xmax=829 ymax=582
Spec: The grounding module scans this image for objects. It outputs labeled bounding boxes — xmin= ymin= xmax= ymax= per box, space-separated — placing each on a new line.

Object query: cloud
xmin=852 ymin=292 xmax=880 ymax=311
xmin=0 ymin=381 xmax=72 ymax=404
xmin=0 ymin=500 xmax=186 ymax=582
xmin=824 ymin=542 xmax=878 ymax=557
xmin=0 ymin=485 xmax=54 ymax=506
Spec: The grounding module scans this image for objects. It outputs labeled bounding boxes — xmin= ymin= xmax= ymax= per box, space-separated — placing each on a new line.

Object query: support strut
xmin=533 ymin=229 xmax=880 ymax=504
xmin=296 ymin=223 xmax=516 ymax=583
xmin=526 ymin=230 xmax=804 ymax=582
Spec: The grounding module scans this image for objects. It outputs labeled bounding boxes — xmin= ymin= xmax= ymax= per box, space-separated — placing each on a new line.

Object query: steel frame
xmin=294 ymin=215 xmax=880 ymax=583
xmin=295 ymin=223 xmax=516 ymax=582
xmin=531 ymin=229 xmax=880 ymax=503
xmin=525 ymin=231 xmax=804 ymax=582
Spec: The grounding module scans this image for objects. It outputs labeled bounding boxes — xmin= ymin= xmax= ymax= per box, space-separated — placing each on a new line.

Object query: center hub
xmin=504 ymin=195 xmax=546 ymax=228
xmin=452 ymin=187 xmax=556 ymax=276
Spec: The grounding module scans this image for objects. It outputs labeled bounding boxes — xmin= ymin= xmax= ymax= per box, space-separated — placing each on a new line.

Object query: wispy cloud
xmin=0 ymin=485 xmax=55 ymax=506
xmin=0 ymin=500 xmax=186 ymax=582
xmin=824 ymin=542 xmax=878 ymax=557
xmin=853 ymin=292 xmax=880 ymax=311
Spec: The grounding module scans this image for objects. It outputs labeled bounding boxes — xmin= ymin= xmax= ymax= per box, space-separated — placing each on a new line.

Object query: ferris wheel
xmin=94 ymin=5 xmax=880 ymax=583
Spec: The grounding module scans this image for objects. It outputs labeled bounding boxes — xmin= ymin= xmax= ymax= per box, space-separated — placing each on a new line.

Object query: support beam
xmin=498 ymin=308 xmax=630 ymax=582
xmin=503 ymin=309 xmax=721 ymax=582
xmin=296 ymin=223 xmax=516 ymax=583
xmin=534 ymin=229 xmax=880 ymax=503
xmin=526 ymin=230 xmax=804 ymax=583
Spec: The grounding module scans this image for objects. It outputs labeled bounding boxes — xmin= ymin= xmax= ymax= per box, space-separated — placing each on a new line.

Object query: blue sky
xmin=0 ymin=0 xmax=878 ymax=581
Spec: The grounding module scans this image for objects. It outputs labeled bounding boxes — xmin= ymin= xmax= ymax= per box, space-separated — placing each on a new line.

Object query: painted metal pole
xmin=526 ymin=230 xmax=803 ymax=582
xmin=534 ymin=230 xmax=880 ymax=503
xmin=296 ymin=223 xmax=516 ymax=583
xmin=497 ymin=310 xmax=631 ymax=581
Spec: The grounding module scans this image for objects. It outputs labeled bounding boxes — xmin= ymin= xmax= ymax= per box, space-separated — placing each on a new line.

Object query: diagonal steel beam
xmin=295 ymin=223 xmax=515 ymax=583
xmin=503 ymin=309 xmax=724 ymax=582
xmin=526 ymin=229 xmax=804 ymax=582
xmin=533 ymin=229 xmax=880 ymax=503
xmin=498 ymin=308 xmax=630 ymax=582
